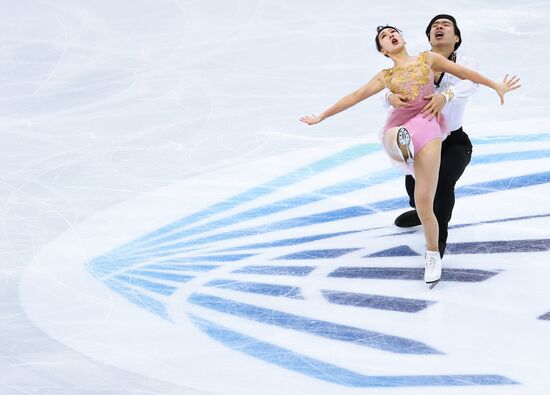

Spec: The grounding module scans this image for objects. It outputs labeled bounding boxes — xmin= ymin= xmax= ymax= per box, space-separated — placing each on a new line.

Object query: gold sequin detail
xmin=383 ymin=51 xmax=431 ymax=101
xmin=441 ymin=88 xmax=455 ymax=102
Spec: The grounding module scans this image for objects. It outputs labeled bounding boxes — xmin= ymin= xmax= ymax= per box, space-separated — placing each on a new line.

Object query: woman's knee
xmin=414 ymin=193 xmax=433 ymax=211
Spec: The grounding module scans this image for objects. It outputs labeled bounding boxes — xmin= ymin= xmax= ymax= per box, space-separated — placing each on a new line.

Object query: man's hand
xmin=421 ymin=93 xmax=446 ymax=121
xmin=496 ymin=74 xmax=521 ymax=105
xmin=388 ymin=94 xmax=410 ymax=108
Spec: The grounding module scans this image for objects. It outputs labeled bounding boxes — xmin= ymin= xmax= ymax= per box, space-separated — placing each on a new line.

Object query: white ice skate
xmin=397 ymin=127 xmax=414 ymax=166
xmin=424 ymin=250 xmax=442 ymax=289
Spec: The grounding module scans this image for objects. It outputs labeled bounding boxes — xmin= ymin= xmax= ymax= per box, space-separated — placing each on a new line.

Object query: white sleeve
xmin=443 ymin=56 xmax=480 ymax=103
xmin=381 ymin=88 xmax=391 ymax=109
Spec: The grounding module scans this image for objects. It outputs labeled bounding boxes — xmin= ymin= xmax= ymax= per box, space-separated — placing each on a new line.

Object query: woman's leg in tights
xmin=382 ymin=128 xmax=441 ymax=251
xmin=412 ymin=139 xmax=441 ymax=251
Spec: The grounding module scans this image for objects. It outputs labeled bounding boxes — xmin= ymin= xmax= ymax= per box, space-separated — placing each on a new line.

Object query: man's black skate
xmin=394 ymin=209 xmax=421 ymax=228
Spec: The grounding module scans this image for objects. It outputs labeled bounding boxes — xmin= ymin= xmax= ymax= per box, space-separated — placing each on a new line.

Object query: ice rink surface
xmin=2 ymin=1 xmax=550 ymax=394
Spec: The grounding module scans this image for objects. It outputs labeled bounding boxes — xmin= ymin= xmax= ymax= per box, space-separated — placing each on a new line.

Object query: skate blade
xmin=427 ymin=280 xmax=440 ymax=289
xmin=397 ymin=128 xmax=414 ymax=165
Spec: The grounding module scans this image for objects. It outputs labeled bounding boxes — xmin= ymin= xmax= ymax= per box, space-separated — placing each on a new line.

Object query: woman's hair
xmin=375 ymin=25 xmax=401 ymax=55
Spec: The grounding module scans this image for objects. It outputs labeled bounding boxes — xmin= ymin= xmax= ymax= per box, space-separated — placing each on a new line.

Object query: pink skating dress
xmin=382 ymin=51 xmax=449 ymax=175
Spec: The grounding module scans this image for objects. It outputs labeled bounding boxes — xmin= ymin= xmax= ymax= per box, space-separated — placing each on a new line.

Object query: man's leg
xmin=433 ymin=141 xmax=472 ymax=256
xmin=394 ymin=175 xmax=419 ymax=227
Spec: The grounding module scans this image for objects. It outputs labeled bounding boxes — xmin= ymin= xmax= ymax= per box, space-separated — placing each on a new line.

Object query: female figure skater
xmin=300 ymin=25 xmax=520 ymax=288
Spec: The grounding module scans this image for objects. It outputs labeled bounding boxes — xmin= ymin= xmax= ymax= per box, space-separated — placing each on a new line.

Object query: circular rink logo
xmin=20 ymin=133 xmax=550 ymax=394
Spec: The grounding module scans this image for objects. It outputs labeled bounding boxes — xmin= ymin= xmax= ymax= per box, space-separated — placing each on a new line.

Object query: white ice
xmin=2 ymin=1 xmax=550 ymax=394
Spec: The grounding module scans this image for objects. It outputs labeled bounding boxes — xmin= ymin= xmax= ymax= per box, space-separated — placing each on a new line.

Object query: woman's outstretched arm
xmin=300 ymin=71 xmax=386 ymax=125
xmin=428 ymin=52 xmax=521 ymax=105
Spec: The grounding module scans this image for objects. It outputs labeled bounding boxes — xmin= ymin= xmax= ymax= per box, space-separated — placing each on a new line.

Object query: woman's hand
xmin=496 ymin=74 xmax=521 ymax=105
xmin=299 ymin=114 xmax=322 ymax=125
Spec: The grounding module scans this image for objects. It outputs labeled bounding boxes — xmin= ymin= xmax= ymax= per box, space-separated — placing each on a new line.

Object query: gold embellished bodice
xmin=383 ymin=51 xmax=432 ymax=101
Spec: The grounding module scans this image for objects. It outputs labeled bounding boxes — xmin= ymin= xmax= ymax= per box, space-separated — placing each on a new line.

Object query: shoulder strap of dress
xmin=419 ymin=51 xmax=429 ymax=63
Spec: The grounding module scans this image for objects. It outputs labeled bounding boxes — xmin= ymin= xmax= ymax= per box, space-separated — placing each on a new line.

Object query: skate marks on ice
xmin=22 ymin=133 xmax=550 ymax=392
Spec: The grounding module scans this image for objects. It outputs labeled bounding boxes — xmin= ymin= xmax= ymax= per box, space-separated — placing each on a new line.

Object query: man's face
xmin=429 ymin=18 xmax=459 ymax=47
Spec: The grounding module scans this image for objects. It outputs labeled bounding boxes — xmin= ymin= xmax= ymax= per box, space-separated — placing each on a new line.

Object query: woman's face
xmin=378 ymin=28 xmax=404 ymax=56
